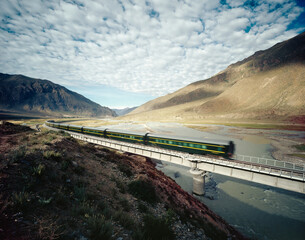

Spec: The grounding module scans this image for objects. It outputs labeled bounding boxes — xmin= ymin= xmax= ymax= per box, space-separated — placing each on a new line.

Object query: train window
xmin=201 ymin=145 xmax=207 ymax=149
xmin=189 ymin=144 xmax=194 ymax=147
xmin=218 ymin=147 xmax=222 ymax=151
xmin=169 ymin=141 xmax=173 ymax=144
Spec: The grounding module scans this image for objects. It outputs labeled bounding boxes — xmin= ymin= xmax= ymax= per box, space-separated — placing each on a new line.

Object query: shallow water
xmin=102 ymin=122 xmax=305 ymax=239
xmin=157 ymin=162 xmax=305 ymax=240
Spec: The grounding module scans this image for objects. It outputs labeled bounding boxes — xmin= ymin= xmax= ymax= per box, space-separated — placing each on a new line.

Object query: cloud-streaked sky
xmin=1 ymin=0 xmax=304 ymax=108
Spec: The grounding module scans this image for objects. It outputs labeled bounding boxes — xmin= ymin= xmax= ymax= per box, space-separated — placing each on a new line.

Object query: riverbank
xmin=186 ymin=123 xmax=305 ymax=165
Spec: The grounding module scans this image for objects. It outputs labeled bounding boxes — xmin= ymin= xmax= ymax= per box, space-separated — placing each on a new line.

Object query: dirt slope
xmin=0 ymin=122 xmax=246 ymax=240
xmin=0 ymin=73 xmax=116 ymax=118
xmin=125 ymin=32 xmax=305 ymax=123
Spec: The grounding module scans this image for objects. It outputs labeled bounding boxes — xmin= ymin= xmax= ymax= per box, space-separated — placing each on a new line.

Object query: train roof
xmin=68 ymin=124 xmax=83 ymax=128
xmin=147 ymin=133 xmax=232 ymax=146
xmin=83 ymin=126 xmax=106 ymax=131
xmin=49 ymin=123 xmax=233 ymax=146
xmin=107 ymin=129 xmax=145 ymax=136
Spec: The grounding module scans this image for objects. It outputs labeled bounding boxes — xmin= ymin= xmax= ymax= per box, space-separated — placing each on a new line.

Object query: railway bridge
xmin=47 ymin=126 xmax=305 ymax=195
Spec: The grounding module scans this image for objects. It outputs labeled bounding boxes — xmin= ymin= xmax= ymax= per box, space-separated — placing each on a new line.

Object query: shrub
xmin=73 ymin=165 xmax=85 ymax=175
xmin=141 ymin=214 xmax=175 ymax=240
xmin=164 ymin=209 xmax=176 ymax=225
xmin=113 ymin=210 xmax=135 ymax=230
xmin=8 ymin=145 xmax=27 ymax=163
xmin=35 ymin=215 xmax=64 ymax=240
xmin=128 ymin=180 xmax=158 ymax=204
xmin=119 ymin=197 xmax=131 ymax=212
xmin=12 ymin=191 xmax=31 ymax=211
xmin=54 ymin=188 xmax=70 ymax=208
xmin=138 ymin=201 xmax=149 ymax=213
xmin=87 ymin=215 xmax=113 ymax=240
xmin=116 ymin=180 xmax=127 ymax=194
xmin=32 ymin=164 xmax=45 ymax=177
xmin=43 ymin=150 xmax=61 ymax=161
xmin=117 ymin=163 xmax=133 ymax=177
xmin=72 ymin=201 xmax=96 ymax=218
xmin=97 ymin=200 xmax=112 ymax=219
xmin=73 ymin=185 xmax=87 ymax=202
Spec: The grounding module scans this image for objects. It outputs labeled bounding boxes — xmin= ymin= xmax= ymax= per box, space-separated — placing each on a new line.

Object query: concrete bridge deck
xmin=60 ymin=130 xmax=305 ymax=194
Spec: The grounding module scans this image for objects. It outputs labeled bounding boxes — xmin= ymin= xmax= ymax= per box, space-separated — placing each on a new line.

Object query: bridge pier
xmin=190 ymin=168 xmax=207 ymax=196
xmin=50 ymin=129 xmax=305 ymax=194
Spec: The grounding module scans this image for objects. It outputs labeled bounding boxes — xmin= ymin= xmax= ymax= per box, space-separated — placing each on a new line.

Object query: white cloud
xmin=0 ymin=0 xmax=304 ymax=103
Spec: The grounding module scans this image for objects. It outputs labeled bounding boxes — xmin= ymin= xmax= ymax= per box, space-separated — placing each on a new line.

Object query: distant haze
xmin=112 ymin=107 xmax=138 ymax=116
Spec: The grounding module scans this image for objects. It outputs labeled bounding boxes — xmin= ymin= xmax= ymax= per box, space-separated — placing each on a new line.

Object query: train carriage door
xmin=144 ymin=133 xmax=149 ymax=145
xmin=228 ymin=141 xmax=235 ymax=157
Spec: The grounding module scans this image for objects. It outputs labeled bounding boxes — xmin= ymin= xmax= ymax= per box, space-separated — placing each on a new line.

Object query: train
xmin=45 ymin=121 xmax=235 ymax=158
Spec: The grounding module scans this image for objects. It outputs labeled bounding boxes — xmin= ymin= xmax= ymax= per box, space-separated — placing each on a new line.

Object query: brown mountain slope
xmin=125 ymin=32 xmax=305 ymax=123
xmin=0 ymin=73 xmax=116 ymax=118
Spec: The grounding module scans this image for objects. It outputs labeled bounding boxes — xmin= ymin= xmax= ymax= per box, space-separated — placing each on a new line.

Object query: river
xmin=100 ymin=121 xmax=305 ymax=239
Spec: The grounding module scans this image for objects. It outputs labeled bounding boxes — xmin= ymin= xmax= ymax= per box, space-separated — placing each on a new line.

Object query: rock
xmin=78 ymin=236 xmax=88 ymax=240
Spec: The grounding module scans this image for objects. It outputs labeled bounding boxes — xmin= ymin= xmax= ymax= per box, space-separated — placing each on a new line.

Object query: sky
xmin=0 ymin=0 xmax=304 ymax=109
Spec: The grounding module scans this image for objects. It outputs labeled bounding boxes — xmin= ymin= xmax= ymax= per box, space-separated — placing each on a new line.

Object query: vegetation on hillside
xmin=1 ymin=122 xmax=243 ymax=240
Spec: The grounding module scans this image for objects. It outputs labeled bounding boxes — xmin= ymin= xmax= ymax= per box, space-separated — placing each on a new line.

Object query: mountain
xmin=0 ymin=73 xmax=116 ymax=118
xmin=124 ymin=32 xmax=305 ymax=123
xmin=112 ymin=107 xmax=138 ymax=116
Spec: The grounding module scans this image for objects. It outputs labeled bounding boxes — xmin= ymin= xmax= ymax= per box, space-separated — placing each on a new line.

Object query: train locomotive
xmin=46 ymin=121 xmax=235 ymax=158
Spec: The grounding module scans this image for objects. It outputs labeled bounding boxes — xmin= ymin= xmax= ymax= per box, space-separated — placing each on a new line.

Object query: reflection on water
xmin=157 ymin=162 xmax=305 ymax=240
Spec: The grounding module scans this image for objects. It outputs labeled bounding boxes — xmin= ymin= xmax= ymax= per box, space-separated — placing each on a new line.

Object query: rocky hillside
xmin=0 ymin=122 xmax=245 ymax=240
xmin=125 ymin=32 xmax=305 ymax=123
xmin=0 ymin=73 xmax=116 ymax=118
xmin=112 ymin=107 xmax=138 ymax=116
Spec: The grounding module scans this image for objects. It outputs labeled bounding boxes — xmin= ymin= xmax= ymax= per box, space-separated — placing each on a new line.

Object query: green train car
xmin=45 ymin=121 xmax=235 ymax=158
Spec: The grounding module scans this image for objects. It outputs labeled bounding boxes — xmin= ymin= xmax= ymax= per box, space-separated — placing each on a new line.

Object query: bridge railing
xmin=46 ymin=125 xmax=305 ymax=182
xmin=188 ymin=155 xmax=305 ymax=181
xmin=235 ymin=154 xmax=305 ymax=172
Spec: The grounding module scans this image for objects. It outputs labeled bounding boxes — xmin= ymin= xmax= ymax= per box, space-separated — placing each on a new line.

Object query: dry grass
xmin=122 ymin=64 xmax=305 ymax=125
xmin=10 ymin=117 xmax=142 ymax=128
xmin=0 ymin=123 xmax=180 ymax=240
